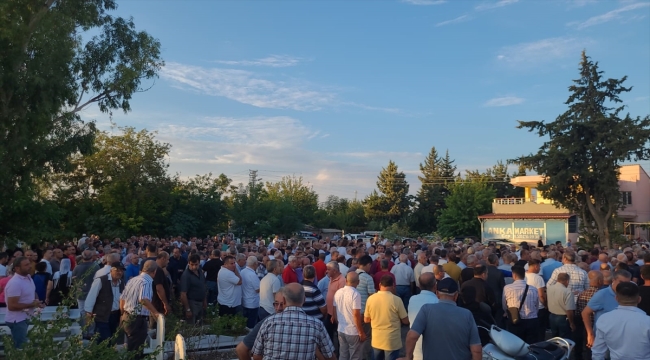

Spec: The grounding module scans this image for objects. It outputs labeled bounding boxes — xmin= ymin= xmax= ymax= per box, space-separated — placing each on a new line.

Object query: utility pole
xmin=354 ymin=190 xmax=357 ymax=202
xmin=248 ymin=170 xmax=259 ymax=195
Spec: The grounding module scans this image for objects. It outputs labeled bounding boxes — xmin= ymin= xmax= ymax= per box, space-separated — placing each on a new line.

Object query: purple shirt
xmin=4 ymin=273 xmax=36 ymax=323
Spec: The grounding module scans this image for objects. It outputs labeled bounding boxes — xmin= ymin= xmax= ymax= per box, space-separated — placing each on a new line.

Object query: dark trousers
xmin=243 ymin=307 xmax=258 ymax=328
xmin=206 ymin=281 xmax=218 ymax=304
xmin=549 ymin=313 xmax=571 ymax=339
xmin=507 ymin=317 xmax=540 ymax=344
xmin=218 ymin=303 xmax=242 ymax=317
xmin=95 ymin=310 xmax=121 ymax=344
xmin=123 ymin=315 xmax=149 ymax=360
xmin=395 ymin=285 xmax=412 ymax=309
xmin=573 ymin=315 xmax=589 ymax=360
xmin=258 ymin=307 xmax=272 ymax=321
xmin=537 ymin=308 xmax=549 ymax=340
xmin=325 ymin=313 xmax=339 ymax=353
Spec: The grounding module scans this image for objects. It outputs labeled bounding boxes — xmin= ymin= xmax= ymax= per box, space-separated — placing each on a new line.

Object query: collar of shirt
xmin=438 ymin=299 xmax=457 ymax=306
xmin=283 ymin=306 xmax=306 ymax=313
xmin=419 ymin=290 xmax=436 ymax=297
xmin=141 ymin=273 xmax=153 ymax=282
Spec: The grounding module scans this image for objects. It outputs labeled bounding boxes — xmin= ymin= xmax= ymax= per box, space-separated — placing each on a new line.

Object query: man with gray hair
xmin=325 ymin=261 xmax=346 ymax=343
xmin=391 ymin=253 xmax=415 ymax=309
xmin=120 ymin=260 xmax=160 ymax=359
xmin=94 ymin=252 xmax=121 ymax=279
xmin=547 ymin=252 xmax=589 ymax=297
xmin=282 ymin=255 xmax=300 ymax=284
xmin=333 ymin=272 xmax=366 ymax=360
xmin=583 ymin=269 xmax=632 ymax=348
xmin=241 ymin=255 xmax=261 ymax=329
xmin=252 ymin=283 xmax=336 ymax=360
xmin=259 ymin=259 xmax=282 ymax=320
xmin=302 ymin=265 xmax=326 ymax=320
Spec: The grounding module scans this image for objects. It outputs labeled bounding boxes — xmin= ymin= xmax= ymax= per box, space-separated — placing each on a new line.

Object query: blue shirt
xmin=408 ymin=290 xmax=439 ymax=360
xmin=592 ymin=306 xmax=650 ymax=360
xmin=318 ymin=275 xmax=330 ymax=300
xmin=587 ymin=286 xmax=618 ymax=328
xmin=540 ymin=259 xmax=562 ymax=283
xmin=125 ymin=264 xmax=140 ymax=283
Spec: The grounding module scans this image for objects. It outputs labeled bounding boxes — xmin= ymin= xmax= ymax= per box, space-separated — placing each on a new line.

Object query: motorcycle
xmin=479 ymin=325 xmax=575 ymax=360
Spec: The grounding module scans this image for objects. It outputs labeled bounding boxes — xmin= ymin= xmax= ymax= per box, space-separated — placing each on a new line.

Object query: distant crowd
xmin=1 ymin=234 xmax=650 ymax=360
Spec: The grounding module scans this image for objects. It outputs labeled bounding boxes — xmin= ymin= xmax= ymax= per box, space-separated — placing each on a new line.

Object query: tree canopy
xmin=0 ymin=0 xmax=163 ymax=244
xmin=512 ymin=51 xmax=650 ymax=248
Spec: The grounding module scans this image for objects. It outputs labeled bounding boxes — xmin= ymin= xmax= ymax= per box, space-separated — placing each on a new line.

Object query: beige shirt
xmin=547 ymin=282 xmax=576 ymax=316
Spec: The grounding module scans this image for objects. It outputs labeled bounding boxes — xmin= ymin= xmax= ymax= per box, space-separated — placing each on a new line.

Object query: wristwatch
xmin=186 ymin=309 xmax=191 ymax=312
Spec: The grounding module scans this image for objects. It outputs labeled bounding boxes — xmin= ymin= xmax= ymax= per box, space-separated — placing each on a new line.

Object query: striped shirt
xmin=120 ymin=273 xmax=154 ymax=316
xmin=502 ymin=280 xmax=539 ymax=319
xmin=302 ymin=280 xmax=326 ymax=320
xmin=355 ymin=269 xmax=375 ymax=314
xmin=546 ymin=264 xmax=589 ymax=299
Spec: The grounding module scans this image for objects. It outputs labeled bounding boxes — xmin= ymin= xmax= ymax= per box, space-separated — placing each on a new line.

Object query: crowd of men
xmin=1 ymin=233 xmax=650 ymax=360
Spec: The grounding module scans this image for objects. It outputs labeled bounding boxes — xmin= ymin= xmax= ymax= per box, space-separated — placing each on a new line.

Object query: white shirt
xmin=438 ymin=259 xmax=448 ymax=265
xmin=84 ymin=273 xmax=122 ymax=313
xmin=421 ymin=264 xmax=435 ymax=274
xmin=525 ymin=272 xmax=546 ymax=309
xmin=592 ymin=306 xmax=650 ymax=360
xmin=391 ymin=263 xmax=415 ymax=286
xmin=259 ymin=273 xmax=281 ymax=314
xmin=408 ymin=290 xmax=439 ymax=360
xmin=94 ymin=265 xmax=111 ymax=279
xmin=240 ymin=267 xmax=260 ymax=308
xmin=333 ymin=286 xmax=361 ymax=336
xmin=217 ymin=268 xmax=242 ymax=307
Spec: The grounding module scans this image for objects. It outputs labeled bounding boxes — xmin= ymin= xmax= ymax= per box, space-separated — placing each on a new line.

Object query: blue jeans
xmin=95 ymin=311 xmax=121 ymax=344
xmin=549 ymin=313 xmax=571 ymax=339
xmin=372 ymin=348 xmax=399 ymax=360
xmin=395 ymin=285 xmax=412 ymax=309
xmin=243 ymin=307 xmax=258 ymax=328
xmin=258 ymin=307 xmax=271 ymax=321
xmin=206 ymin=281 xmax=218 ymax=304
xmin=7 ymin=320 xmax=29 ymax=349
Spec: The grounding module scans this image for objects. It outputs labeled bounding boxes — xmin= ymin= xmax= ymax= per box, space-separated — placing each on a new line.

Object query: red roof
xmin=478 ymin=213 xmax=574 ymax=220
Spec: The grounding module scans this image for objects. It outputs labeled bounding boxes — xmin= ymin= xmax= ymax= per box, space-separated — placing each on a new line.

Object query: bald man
xmin=333 ymin=272 xmax=366 ymax=360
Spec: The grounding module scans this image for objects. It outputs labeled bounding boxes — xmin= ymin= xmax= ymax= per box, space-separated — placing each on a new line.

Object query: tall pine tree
xmin=364 ymin=160 xmax=411 ymax=226
xmin=412 ymin=147 xmax=445 ymax=233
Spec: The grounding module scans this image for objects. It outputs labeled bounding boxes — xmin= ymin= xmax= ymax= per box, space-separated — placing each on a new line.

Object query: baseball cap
xmin=437 ymin=278 xmax=459 ymax=294
xmin=111 ymin=261 xmax=126 ymax=271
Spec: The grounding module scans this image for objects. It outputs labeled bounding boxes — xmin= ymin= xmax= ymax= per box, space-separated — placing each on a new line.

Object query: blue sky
xmin=92 ymin=0 xmax=650 ymax=200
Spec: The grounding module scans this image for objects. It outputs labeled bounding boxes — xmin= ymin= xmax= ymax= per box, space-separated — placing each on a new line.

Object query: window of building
xmin=621 ymin=191 xmax=632 ymax=205
xmin=568 ymin=215 xmax=578 ymax=233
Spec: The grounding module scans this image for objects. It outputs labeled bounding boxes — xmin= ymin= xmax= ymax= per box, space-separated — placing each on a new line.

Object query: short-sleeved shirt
xmin=525 ymin=272 xmax=547 ymax=309
xmin=587 ymin=286 xmax=619 ymax=328
xmin=217 ymin=267 xmax=241 ymax=307
xmin=391 ymin=263 xmax=414 ymax=286
xmin=260 ymin=273 xmax=281 ymax=314
xmin=364 ymin=290 xmax=408 ymax=351
xmin=4 ymin=273 xmax=36 ymax=323
xmin=241 ymin=267 xmax=261 ymax=308
xmin=334 ymin=286 xmax=362 ymax=335
xmin=252 ymin=307 xmax=335 ymax=360
xmin=180 ymin=268 xmax=207 ymax=302
xmin=547 ymin=283 xmax=576 ymax=316
xmin=152 ymin=267 xmax=171 ymax=312
xmin=411 ymin=300 xmax=481 ymax=360
xmin=302 ymin=280 xmax=326 ymax=320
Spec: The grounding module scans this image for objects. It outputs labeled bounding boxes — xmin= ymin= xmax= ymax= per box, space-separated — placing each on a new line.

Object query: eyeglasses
xmin=272 ymin=301 xmax=285 ymax=308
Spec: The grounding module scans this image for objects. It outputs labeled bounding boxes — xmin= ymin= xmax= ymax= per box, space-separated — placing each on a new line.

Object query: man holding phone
xmin=5 ymin=256 xmax=46 ymax=348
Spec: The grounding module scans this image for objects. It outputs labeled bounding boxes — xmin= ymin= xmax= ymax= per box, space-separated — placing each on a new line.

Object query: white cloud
xmin=484 ymin=96 xmax=525 ymax=107
xmin=475 ymin=0 xmax=519 ymax=11
xmin=570 ymin=2 xmax=650 ymax=29
xmin=330 ymin=151 xmax=424 ymax=159
xmin=401 ymin=0 xmax=446 ymax=5
xmin=496 ymin=37 xmax=592 ymax=65
xmin=436 ymin=15 xmax=472 ymax=27
xmin=214 ymin=55 xmax=305 ymax=68
xmin=160 ymin=62 xmax=336 ymax=111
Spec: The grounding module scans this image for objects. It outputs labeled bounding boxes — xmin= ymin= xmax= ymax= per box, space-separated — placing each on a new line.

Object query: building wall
xmin=619 ymin=165 xmax=650 ymax=239
xmin=492 ymin=202 xmax=570 ymax=214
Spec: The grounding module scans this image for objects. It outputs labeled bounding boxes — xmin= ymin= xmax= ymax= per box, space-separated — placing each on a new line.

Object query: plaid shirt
xmin=577 ymin=286 xmax=599 ymax=322
xmin=252 ymin=306 xmax=335 ymax=360
xmin=546 ymin=264 xmax=589 ymax=299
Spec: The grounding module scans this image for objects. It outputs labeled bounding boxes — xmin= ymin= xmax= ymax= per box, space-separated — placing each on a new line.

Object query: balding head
xmin=282 ymin=283 xmax=305 ymax=306
xmin=142 ymin=259 xmax=158 ymax=274
xmin=346 ymin=271 xmax=359 ymax=286
xmin=598 ymin=253 xmax=608 ymax=263
xmin=419 ymin=272 xmax=436 ymax=292
xmin=106 ymin=253 xmax=120 ymax=264
xmin=82 ymin=250 xmax=94 ymax=261
xmin=588 ymin=270 xmax=603 ymax=287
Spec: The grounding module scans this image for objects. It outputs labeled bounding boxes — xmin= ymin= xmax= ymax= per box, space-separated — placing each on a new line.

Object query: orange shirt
xmin=326 ymin=274 xmax=346 ymax=316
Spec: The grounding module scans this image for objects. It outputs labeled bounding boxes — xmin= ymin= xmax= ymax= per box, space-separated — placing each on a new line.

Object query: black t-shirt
xmin=638 ymin=285 xmax=650 ymax=316
xmin=152 ymin=267 xmax=171 ymax=312
xmin=202 ymin=258 xmax=223 ymax=282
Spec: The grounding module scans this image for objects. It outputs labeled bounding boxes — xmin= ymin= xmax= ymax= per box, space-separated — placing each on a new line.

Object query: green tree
xmin=512 ymin=51 xmax=650 ymax=248
xmin=229 ymin=173 xmax=269 ymax=237
xmin=466 ymin=161 xmax=520 ymax=198
xmin=0 ymin=0 xmax=163 ymax=244
xmin=411 ymin=146 xmax=446 ymax=233
xmin=55 ymin=127 xmax=173 ymax=237
xmin=364 ymin=160 xmax=411 ymax=225
xmin=265 ymin=175 xmax=319 ymax=225
xmin=437 ymin=180 xmax=496 ymax=238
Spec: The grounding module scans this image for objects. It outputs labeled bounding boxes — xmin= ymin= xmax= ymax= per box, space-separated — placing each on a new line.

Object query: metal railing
xmin=493 ymin=198 xmax=527 ymax=205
